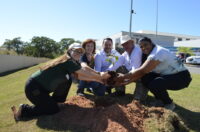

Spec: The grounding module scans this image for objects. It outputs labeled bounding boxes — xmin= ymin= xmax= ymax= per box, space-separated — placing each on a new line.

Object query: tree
xmin=3 ymin=37 xmax=24 ymax=54
xmin=2 ymin=36 xmax=81 ymax=57
xmin=177 ymin=47 xmax=194 ymax=55
xmin=75 ymin=40 xmax=82 ymax=44
xmin=22 ymin=42 xmax=37 ymax=57
xmin=59 ymin=38 xmax=75 ymax=53
xmin=58 ymin=38 xmax=82 ymax=54
xmin=30 ymin=36 xmax=59 ymax=58
xmin=2 ymin=40 xmax=12 ymax=51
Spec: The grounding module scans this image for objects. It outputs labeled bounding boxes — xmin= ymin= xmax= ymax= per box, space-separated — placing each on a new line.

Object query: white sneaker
xmin=164 ymin=102 xmax=176 ymax=111
xmin=77 ymin=93 xmax=85 ymax=97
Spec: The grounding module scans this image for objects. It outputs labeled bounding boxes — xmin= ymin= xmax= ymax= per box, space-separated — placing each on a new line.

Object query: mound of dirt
xmin=54 ymin=96 xmax=188 ymax=132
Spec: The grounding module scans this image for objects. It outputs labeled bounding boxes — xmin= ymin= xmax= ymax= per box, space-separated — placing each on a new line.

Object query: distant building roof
xmin=136 ymin=30 xmax=200 ymax=40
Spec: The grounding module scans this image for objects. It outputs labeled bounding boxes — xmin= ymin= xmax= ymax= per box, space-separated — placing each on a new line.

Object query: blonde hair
xmin=40 ymin=53 xmax=70 ymax=71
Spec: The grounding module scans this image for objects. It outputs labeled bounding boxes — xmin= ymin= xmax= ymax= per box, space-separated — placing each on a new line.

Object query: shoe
xmin=150 ymin=100 xmax=164 ymax=107
xmin=11 ymin=104 xmax=23 ymax=122
xmin=164 ymin=102 xmax=176 ymax=111
xmin=76 ymin=89 xmax=85 ymax=96
xmin=86 ymin=88 xmax=93 ymax=93
xmin=77 ymin=92 xmax=85 ymax=97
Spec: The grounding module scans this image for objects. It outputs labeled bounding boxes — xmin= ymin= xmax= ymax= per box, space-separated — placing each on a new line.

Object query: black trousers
xmin=21 ymin=77 xmax=72 ymax=118
xmin=141 ymin=70 xmax=192 ymax=104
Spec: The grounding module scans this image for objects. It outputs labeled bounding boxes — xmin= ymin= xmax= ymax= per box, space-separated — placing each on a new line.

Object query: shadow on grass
xmin=36 ymin=113 xmax=89 ymax=132
xmin=174 ymin=104 xmax=200 ymax=132
xmin=0 ymin=65 xmax=36 ymax=77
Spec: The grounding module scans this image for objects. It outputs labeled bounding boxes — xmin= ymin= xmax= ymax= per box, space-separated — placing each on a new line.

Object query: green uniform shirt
xmin=31 ymin=59 xmax=81 ymax=92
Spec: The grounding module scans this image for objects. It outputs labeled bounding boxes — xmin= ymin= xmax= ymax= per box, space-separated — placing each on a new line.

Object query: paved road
xmin=185 ymin=64 xmax=200 ymax=74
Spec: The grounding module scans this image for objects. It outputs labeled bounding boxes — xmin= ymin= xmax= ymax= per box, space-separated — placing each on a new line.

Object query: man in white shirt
xmin=94 ymin=38 xmax=121 ymax=95
xmin=108 ymin=35 xmax=142 ymax=72
xmin=108 ymin=35 xmax=148 ymax=100
xmin=95 ymin=38 xmax=121 ymax=72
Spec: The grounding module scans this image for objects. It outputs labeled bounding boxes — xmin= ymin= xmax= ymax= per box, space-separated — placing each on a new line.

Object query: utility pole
xmin=156 ymin=0 xmax=159 ymax=37
xmin=129 ymin=0 xmax=135 ymax=36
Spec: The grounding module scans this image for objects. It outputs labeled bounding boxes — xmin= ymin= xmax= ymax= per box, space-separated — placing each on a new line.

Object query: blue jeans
xmin=77 ymin=81 xmax=106 ymax=96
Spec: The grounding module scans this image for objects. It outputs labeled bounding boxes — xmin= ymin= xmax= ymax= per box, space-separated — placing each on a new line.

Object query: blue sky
xmin=0 ymin=0 xmax=200 ymax=45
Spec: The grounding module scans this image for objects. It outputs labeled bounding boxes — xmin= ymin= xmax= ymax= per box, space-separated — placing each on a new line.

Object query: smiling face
xmin=85 ymin=42 xmax=95 ymax=54
xmin=70 ymin=48 xmax=84 ymax=61
xmin=122 ymin=40 xmax=134 ymax=54
xmin=103 ymin=39 xmax=113 ymax=54
xmin=139 ymin=41 xmax=153 ymax=55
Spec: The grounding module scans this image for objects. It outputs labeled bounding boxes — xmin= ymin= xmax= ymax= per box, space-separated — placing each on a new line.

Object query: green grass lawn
xmin=0 ymin=64 xmax=200 ymax=132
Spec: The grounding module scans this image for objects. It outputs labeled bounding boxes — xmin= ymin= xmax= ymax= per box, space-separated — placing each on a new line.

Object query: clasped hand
xmin=100 ymin=71 xmax=131 ymax=86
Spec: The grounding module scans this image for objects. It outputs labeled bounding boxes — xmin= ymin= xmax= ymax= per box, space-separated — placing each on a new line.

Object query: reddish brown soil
xmin=53 ymin=96 xmax=185 ymax=132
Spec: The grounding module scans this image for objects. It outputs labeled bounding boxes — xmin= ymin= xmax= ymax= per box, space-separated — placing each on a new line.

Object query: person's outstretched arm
xmin=74 ymin=66 xmax=110 ymax=84
xmin=114 ymin=59 xmax=160 ymax=85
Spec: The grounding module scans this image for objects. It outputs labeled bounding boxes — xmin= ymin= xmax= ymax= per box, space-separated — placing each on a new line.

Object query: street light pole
xmin=156 ymin=0 xmax=158 ymax=37
xmin=129 ymin=0 xmax=134 ymax=36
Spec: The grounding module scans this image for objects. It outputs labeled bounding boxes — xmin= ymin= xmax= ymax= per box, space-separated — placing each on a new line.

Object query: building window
xmin=178 ymin=38 xmax=182 ymax=41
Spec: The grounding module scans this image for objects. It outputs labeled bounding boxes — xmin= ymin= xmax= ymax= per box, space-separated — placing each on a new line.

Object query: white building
xmin=96 ymin=30 xmax=200 ymax=50
xmin=174 ymin=39 xmax=200 ymax=48
xmin=136 ymin=30 xmax=200 ymax=42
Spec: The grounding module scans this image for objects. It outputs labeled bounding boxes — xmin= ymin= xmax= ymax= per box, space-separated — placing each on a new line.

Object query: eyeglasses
xmin=73 ymin=50 xmax=83 ymax=55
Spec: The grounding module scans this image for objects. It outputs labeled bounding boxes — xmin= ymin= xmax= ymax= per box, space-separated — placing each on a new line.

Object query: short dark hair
xmin=139 ymin=37 xmax=152 ymax=44
xmin=103 ymin=37 xmax=113 ymax=44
